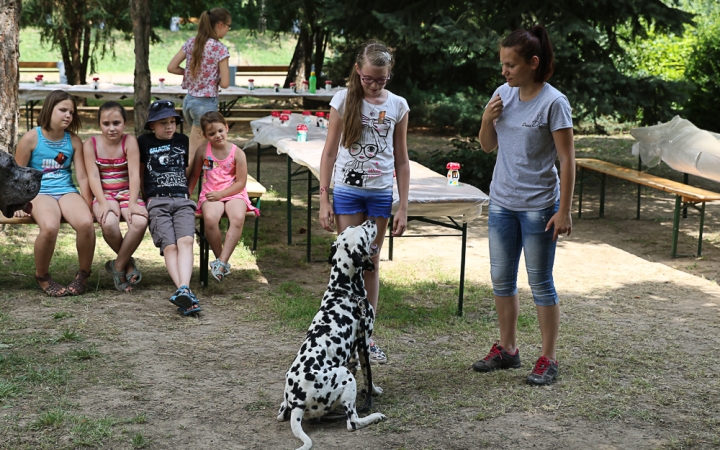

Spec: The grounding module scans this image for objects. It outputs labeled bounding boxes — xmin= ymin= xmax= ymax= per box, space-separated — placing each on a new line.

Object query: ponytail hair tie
xmin=206 ymin=10 xmax=211 ymax=16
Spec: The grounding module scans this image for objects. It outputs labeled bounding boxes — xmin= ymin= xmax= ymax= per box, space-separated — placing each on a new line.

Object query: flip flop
xmin=126 ymin=257 xmax=142 ymax=286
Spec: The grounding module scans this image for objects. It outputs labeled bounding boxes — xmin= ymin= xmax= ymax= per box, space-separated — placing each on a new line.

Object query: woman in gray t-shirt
xmin=474 ymin=25 xmax=575 ymax=386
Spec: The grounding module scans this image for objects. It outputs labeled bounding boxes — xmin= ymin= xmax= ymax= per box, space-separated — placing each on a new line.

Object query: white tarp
xmin=631 ymin=116 xmax=720 ymax=181
xmin=248 ymin=115 xmax=489 ymax=221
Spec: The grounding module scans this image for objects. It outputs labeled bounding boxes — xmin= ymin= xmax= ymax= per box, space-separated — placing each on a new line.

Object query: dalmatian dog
xmin=277 ymin=219 xmax=385 ymax=450
xmin=0 ymin=150 xmax=42 ymax=218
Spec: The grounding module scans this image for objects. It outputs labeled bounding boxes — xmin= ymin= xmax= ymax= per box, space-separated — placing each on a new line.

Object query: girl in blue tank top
xmin=14 ymin=90 xmax=96 ymax=297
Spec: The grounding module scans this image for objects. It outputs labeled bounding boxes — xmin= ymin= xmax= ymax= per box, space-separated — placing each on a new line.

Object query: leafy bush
xmin=403 ymin=88 xmax=489 ymax=137
xmin=684 ymin=8 xmax=720 ymax=132
xmin=413 ymin=138 xmax=496 ymax=192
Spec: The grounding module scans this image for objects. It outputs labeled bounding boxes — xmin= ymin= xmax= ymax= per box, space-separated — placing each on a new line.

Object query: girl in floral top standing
xmin=168 ymin=7 xmax=232 ymax=169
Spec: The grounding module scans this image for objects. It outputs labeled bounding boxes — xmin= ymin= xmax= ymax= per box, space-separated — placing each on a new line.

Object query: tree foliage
xmin=20 ymin=0 xmax=133 ymax=85
xmin=684 ymin=6 xmax=720 ymax=132
xmin=311 ymin=0 xmax=694 ymax=134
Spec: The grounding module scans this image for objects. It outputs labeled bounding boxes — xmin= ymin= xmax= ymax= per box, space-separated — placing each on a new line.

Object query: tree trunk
xmin=130 ymin=0 xmax=151 ymax=137
xmin=0 ymin=0 xmax=21 ymax=153
xmin=284 ymin=25 xmax=311 ymax=88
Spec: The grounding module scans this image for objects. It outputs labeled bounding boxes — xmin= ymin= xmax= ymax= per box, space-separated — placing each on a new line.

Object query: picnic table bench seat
xmin=576 ymin=157 xmax=720 ymax=257
xmin=0 ymin=175 xmax=267 ymax=287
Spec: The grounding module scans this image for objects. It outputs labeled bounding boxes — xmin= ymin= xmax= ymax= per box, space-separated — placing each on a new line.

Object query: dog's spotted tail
xmin=290 ymin=408 xmax=313 ymax=450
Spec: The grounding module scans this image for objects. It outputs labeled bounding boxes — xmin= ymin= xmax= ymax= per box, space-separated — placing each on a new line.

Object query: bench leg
xmin=683 ymin=173 xmax=689 ymax=219
xmin=388 ymin=214 xmax=394 ymax=261
xmin=637 ymin=185 xmax=642 ymax=220
xmin=253 ymin=198 xmax=261 ymax=252
xmin=457 ymin=222 xmax=468 ymax=317
xmin=287 ymin=155 xmax=293 ymax=245
xmin=307 ymin=168 xmax=312 ymax=263
xmin=671 ymin=195 xmax=681 ymax=258
xmin=577 ymin=167 xmax=584 ymax=219
xmin=198 ymin=217 xmax=209 ymax=287
xmin=257 ymin=143 xmax=261 ymax=181
xmin=698 ymin=202 xmax=706 ymax=257
xmin=599 ymin=173 xmax=606 ymax=218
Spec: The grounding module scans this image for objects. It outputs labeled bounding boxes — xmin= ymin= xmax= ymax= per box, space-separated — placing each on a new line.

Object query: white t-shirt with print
xmin=330 ymin=89 xmax=410 ymax=190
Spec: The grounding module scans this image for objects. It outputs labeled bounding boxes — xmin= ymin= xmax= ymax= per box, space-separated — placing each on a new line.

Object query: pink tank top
xmin=93 ymin=135 xmax=129 ymax=193
xmin=198 ymin=143 xmax=260 ymax=216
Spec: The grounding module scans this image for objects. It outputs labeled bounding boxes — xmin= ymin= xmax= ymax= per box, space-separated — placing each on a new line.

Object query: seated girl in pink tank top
xmin=82 ymin=102 xmax=148 ymax=293
xmin=188 ymin=111 xmax=259 ymax=282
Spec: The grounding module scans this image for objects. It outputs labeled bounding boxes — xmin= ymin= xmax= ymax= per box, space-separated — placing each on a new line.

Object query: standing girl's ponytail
xmin=342 ymin=40 xmax=394 ymax=149
xmin=501 ymin=25 xmax=555 ymax=83
xmin=190 ymin=8 xmax=231 ymax=79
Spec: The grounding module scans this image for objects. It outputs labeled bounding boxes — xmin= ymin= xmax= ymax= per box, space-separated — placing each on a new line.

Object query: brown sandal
xmin=35 ymin=273 xmax=69 ymax=297
xmin=66 ymin=270 xmax=91 ymax=296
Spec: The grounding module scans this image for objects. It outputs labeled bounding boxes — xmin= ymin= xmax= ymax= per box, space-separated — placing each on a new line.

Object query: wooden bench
xmin=234 ymin=65 xmax=288 ymax=77
xmin=19 ymin=61 xmax=60 ymax=73
xmin=576 ymin=158 xmax=720 ymax=257
xmin=0 ymin=175 xmax=266 ymax=287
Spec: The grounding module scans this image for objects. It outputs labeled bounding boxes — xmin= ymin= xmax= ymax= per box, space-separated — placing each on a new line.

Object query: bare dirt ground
xmin=2 ymin=129 xmax=720 ymax=449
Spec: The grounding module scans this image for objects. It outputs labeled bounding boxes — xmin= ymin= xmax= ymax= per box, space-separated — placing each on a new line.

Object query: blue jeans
xmin=487 ymin=200 xmax=560 ymax=306
xmin=182 ymin=95 xmax=218 ymax=127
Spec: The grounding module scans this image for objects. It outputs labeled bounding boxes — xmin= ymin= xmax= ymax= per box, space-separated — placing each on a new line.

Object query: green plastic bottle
xmin=309 ymin=71 xmax=317 ymax=94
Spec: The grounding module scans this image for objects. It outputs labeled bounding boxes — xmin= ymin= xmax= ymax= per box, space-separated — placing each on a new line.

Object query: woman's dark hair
xmin=37 ymin=90 xmax=81 ymax=134
xmin=97 ymin=101 xmax=127 ymax=124
xmin=342 ymin=40 xmax=394 ymax=149
xmin=501 ymin=25 xmax=554 ymax=83
xmin=190 ymin=7 xmax=231 ymax=79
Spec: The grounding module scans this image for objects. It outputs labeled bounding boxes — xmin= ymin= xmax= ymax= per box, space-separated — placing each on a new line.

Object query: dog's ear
xmin=351 ymin=250 xmax=363 ymax=269
xmin=328 ymin=242 xmax=337 ymax=265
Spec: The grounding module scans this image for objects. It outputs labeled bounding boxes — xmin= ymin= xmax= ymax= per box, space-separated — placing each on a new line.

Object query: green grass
xmin=19 ymin=27 xmax=296 ymax=77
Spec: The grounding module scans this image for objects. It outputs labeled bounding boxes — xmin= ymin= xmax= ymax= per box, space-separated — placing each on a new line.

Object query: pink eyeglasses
xmin=356 ymin=69 xmax=391 ymax=86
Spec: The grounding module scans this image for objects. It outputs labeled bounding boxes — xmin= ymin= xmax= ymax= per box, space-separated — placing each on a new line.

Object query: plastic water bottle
xmin=446 ymin=162 xmax=461 ymax=186
xmin=309 ymin=71 xmax=317 ymax=93
xmin=297 ymin=124 xmax=308 ymax=142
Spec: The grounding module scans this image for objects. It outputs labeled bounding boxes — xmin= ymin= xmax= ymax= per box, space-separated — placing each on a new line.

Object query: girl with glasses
xmin=318 ymin=40 xmax=411 ymax=365
xmin=168 ymin=7 xmax=232 ymax=170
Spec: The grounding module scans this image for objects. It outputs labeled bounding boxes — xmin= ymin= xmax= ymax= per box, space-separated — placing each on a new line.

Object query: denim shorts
xmin=332 ymin=184 xmax=393 ymax=218
xmin=182 ymin=95 xmax=218 ymax=127
xmin=487 ymin=200 xmax=560 ymax=306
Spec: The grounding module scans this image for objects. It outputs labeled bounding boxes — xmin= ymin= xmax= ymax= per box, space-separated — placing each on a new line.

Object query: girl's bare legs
xmin=495 ymin=294 xmax=520 ymax=353
xmin=30 ymin=195 xmax=64 ymax=292
xmin=536 ymin=304 xmax=559 ymax=361
xmin=93 ymin=201 xmax=122 ymax=252
xmin=200 ymin=201 xmax=225 ymax=259
xmin=118 ymin=207 xmax=148 ymax=278
xmin=219 ymin=199 xmax=248 ymax=264
xmin=165 ymin=236 xmax=194 ymax=289
xmin=188 ymin=125 xmax=206 ymax=171
xmin=59 ymin=193 xmax=95 ymax=275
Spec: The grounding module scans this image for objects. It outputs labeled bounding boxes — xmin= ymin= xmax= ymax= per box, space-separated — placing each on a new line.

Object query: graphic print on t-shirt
xmin=342 ymin=112 xmax=390 ymax=187
xmin=522 ymin=113 xmax=548 ymax=129
xmin=146 ymin=141 xmax=188 ymax=189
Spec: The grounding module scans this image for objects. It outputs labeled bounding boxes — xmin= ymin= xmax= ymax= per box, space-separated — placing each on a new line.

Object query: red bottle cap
xmin=282 ymin=110 xmax=291 ymax=115
xmin=280 ymin=114 xmax=290 ymax=121
xmin=93 ymin=77 xmax=99 ymax=81
xmin=248 ymin=79 xmax=254 ymax=82
xmin=302 ymin=111 xmax=311 ymax=116
xmin=271 ymin=111 xmax=280 ymax=117
xmin=289 ymin=82 xmax=296 ymax=86
xmin=325 ymin=80 xmax=332 ymax=84
xmin=316 ymin=112 xmax=325 ymax=117
xmin=446 ymin=162 xmax=461 ymax=170
xmin=297 ymin=124 xmax=308 ymax=131
xmin=159 ymin=78 xmax=165 ymax=82
xmin=274 ymin=83 xmax=280 ymax=86
xmin=302 ymin=80 xmax=309 ymax=85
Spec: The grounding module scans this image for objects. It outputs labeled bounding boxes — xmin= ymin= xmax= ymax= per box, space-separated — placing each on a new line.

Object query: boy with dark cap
xmin=138 ymin=100 xmax=201 ymax=315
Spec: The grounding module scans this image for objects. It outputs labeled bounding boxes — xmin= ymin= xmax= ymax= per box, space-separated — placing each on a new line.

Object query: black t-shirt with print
xmin=138 ymin=132 xmax=190 ymax=198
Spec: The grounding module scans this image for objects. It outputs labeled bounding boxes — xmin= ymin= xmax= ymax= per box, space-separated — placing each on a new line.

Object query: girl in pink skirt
xmin=188 ymin=111 xmax=258 ymax=281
